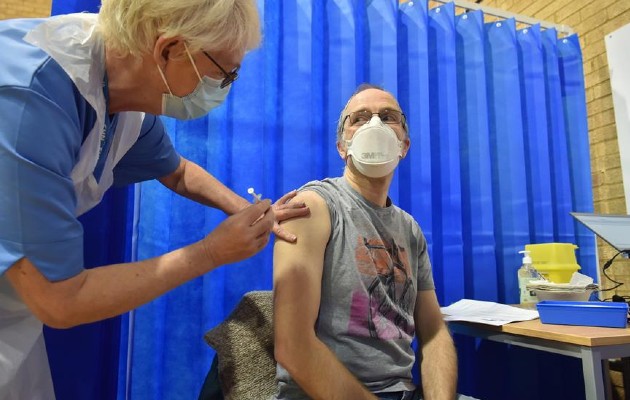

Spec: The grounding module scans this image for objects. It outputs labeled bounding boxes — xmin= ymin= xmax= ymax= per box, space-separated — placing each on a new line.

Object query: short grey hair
xmin=335 ymin=83 xmax=409 ymax=143
xmin=98 ymin=0 xmax=261 ymax=57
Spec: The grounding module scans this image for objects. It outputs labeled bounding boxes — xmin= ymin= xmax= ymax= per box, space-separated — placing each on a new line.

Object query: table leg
xmin=582 ymin=347 xmax=607 ymax=400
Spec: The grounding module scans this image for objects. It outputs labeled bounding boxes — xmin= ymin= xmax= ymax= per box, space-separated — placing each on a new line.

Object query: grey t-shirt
xmin=274 ymin=177 xmax=435 ymax=399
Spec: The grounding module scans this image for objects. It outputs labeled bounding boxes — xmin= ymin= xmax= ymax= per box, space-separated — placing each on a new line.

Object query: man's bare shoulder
xmin=292 ymin=190 xmax=326 ymax=207
xmin=275 ymin=190 xmax=330 ymax=247
xmin=280 ymin=190 xmax=328 ymax=223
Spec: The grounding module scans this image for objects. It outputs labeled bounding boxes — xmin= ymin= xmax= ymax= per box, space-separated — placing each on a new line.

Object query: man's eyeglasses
xmin=344 ymin=109 xmax=405 ymax=128
xmin=202 ymin=51 xmax=239 ymax=88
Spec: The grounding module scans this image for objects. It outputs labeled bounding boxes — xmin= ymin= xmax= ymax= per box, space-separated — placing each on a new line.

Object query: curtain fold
xmin=543 ymin=28 xmax=577 ymax=244
xmin=455 ymin=10 xmax=498 ymax=301
xmin=427 ymin=3 xmax=466 ymax=305
xmin=558 ymin=35 xmax=596 ymax=276
xmin=517 ymin=25 xmax=555 ymax=245
xmin=485 ymin=18 xmax=530 ymax=304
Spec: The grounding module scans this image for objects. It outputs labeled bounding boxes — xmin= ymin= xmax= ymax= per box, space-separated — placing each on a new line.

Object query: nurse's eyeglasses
xmin=202 ymin=51 xmax=239 ymax=88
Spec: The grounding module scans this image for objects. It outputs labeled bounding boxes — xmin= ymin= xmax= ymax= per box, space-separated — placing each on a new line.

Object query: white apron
xmin=0 ymin=13 xmax=145 ymax=399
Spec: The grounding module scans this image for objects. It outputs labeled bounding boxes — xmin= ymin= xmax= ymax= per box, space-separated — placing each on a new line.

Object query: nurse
xmin=0 ymin=0 xmax=308 ymax=398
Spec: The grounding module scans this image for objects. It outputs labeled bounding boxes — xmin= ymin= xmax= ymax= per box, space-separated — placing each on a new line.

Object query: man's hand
xmin=272 ymin=190 xmax=311 ymax=242
xmin=201 ymin=200 xmax=275 ymax=267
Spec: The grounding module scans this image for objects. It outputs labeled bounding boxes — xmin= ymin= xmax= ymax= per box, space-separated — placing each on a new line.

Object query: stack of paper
xmin=526 ymin=271 xmax=598 ymax=292
xmin=441 ymin=299 xmax=539 ymax=326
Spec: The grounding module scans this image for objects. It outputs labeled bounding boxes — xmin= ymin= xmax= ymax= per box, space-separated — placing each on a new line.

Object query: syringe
xmin=247 ymin=187 xmax=262 ymax=203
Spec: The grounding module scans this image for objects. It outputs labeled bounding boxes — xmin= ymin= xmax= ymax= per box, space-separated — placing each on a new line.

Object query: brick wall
xmin=472 ymin=0 xmax=630 ymax=296
xmin=0 ymin=0 xmax=51 ymax=20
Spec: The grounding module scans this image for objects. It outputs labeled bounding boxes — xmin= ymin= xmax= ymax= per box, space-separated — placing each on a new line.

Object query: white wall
xmin=606 ymin=23 xmax=630 ymax=214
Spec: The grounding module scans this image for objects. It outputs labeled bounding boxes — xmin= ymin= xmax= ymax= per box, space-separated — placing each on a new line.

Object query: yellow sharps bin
xmin=525 ymin=243 xmax=581 ymax=283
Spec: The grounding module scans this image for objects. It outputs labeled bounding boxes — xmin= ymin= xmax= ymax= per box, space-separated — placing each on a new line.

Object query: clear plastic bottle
xmin=518 ymin=250 xmax=538 ymax=304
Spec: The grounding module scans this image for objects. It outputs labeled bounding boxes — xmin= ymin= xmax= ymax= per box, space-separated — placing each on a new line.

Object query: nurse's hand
xmin=272 ymin=190 xmax=311 ymax=243
xmin=201 ymin=199 xmax=275 ymax=267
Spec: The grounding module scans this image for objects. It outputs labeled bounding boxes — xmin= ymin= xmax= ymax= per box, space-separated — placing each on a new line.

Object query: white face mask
xmin=156 ymin=45 xmax=230 ymax=120
xmin=345 ymin=116 xmax=404 ymax=178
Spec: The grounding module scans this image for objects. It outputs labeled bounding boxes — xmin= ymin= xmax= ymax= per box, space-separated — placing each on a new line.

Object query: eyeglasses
xmin=344 ymin=109 xmax=405 ymax=128
xmin=202 ymin=51 xmax=240 ymax=88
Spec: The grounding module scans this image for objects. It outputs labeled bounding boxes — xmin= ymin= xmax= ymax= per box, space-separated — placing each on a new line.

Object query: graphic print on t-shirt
xmin=348 ymin=235 xmax=415 ymax=340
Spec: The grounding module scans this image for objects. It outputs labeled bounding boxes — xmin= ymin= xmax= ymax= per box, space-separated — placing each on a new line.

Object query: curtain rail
xmin=425 ymin=0 xmax=574 ymax=35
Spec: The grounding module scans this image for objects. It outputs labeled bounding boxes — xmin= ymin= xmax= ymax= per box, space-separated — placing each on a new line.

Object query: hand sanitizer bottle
xmin=518 ymin=250 xmax=538 ymax=304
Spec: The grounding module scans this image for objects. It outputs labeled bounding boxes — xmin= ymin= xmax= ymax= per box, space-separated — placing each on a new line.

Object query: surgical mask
xmin=345 ymin=116 xmax=404 ymax=178
xmin=156 ymin=44 xmax=230 ymax=120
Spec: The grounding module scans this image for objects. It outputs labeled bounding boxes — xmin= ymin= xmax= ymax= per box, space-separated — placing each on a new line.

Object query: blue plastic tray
xmin=537 ymin=300 xmax=628 ymax=328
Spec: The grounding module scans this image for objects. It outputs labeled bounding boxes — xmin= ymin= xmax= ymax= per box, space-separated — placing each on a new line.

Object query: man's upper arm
xmin=273 ymin=190 xmax=331 ymax=337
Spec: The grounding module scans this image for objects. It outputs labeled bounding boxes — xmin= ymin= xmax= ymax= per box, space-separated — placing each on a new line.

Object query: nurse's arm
xmin=158 ymin=157 xmax=310 ymax=242
xmin=4 ymin=200 xmax=274 ymax=329
xmin=159 ymin=156 xmax=250 ymax=215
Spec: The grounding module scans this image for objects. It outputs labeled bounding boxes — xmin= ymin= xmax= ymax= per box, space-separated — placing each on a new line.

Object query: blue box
xmin=537 ymin=301 xmax=628 ymax=328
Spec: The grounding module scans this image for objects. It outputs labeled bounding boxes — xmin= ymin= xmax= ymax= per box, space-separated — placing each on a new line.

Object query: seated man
xmin=272 ymin=84 xmax=464 ymax=400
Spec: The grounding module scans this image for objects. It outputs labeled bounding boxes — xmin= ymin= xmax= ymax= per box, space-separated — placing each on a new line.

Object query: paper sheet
xmin=441 ymin=299 xmax=539 ymax=326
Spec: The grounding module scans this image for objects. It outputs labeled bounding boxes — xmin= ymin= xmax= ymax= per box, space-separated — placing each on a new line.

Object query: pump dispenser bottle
xmin=518 ymin=250 xmax=538 ymax=304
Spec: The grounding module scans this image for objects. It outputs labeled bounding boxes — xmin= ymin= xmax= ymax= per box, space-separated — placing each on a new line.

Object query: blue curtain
xmin=47 ymin=0 xmax=593 ymax=399
xmin=50 ymin=0 xmax=95 ymax=14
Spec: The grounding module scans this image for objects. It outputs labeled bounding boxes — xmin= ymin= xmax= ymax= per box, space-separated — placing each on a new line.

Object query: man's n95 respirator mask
xmin=345 ymin=116 xmax=404 ymax=178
